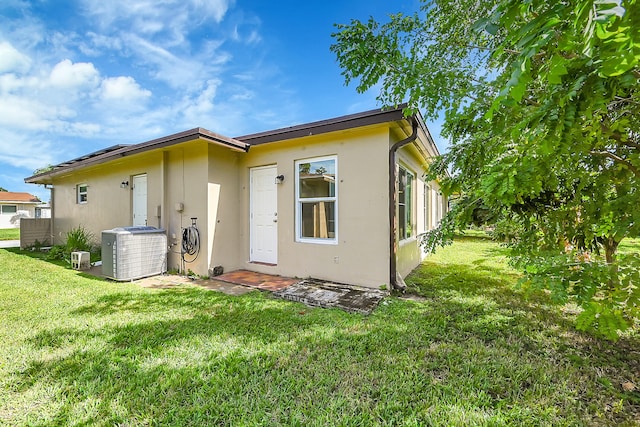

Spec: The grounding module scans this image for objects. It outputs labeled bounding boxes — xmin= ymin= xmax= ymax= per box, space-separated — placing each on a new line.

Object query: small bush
xmin=66 ymin=225 xmax=95 ymax=253
xmin=46 ymin=225 xmax=98 ymax=264
xmin=46 ymin=245 xmax=66 ymax=261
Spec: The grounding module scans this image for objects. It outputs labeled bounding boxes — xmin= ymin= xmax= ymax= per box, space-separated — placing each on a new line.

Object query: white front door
xmin=132 ymin=174 xmax=147 ymax=226
xmin=250 ymin=165 xmax=278 ymax=264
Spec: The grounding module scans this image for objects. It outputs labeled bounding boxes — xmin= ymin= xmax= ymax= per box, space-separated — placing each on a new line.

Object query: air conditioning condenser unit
xmin=101 ymin=226 xmax=167 ymax=281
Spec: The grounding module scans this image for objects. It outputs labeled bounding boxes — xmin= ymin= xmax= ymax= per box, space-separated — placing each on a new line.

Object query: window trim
xmin=295 ymin=155 xmax=338 ymax=244
xmin=398 ymin=165 xmax=414 ymax=241
xmin=424 ymin=183 xmax=431 ymax=231
xmin=1 ymin=205 xmax=17 ymax=214
xmin=77 ymin=184 xmax=88 ymax=204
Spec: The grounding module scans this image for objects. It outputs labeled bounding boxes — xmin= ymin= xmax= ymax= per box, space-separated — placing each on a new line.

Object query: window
xmin=398 ymin=166 xmax=414 ymax=240
xmin=1 ymin=205 xmax=17 ymax=214
xmin=295 ymin=156 xmax=337 ymax=243
xmin=424 ymin=184 xmax=430 ymax=231
xmin=77 ymin=184 xmax=88 ymax=204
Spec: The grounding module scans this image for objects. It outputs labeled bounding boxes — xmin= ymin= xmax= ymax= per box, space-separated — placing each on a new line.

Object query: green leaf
xmin=547 ymin=54 xmax=569 ymax=84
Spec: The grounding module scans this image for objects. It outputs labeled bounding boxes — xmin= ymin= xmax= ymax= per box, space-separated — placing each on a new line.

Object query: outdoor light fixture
xmin=120 ymin=180 xmax=129 ymax=188
xmin=275 ymin=174 xmax=285 ymax=184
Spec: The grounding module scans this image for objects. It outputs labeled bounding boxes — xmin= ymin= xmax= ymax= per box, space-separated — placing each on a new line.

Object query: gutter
xmin=389 ymin=116 xmax=418 ymax=291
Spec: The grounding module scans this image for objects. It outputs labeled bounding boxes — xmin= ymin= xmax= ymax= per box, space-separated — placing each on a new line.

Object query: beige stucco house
xmin=25 ymin=106 xmax=446 ymax=289
xmin=0 ymin=192 xmax=45 ymax=229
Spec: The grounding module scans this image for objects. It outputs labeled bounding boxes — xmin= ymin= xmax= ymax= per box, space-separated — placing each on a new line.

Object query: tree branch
xmin=590 ymin=151 xmax=640 ymax=177
xmin=600 ymin=123 xmax=640 ymax=149
xmin=621 ymin=140 xmax=640 ymax=149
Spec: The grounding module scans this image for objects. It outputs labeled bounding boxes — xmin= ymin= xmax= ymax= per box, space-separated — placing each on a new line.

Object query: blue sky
xmin=0 ymin=0 xmax=443 ymax=201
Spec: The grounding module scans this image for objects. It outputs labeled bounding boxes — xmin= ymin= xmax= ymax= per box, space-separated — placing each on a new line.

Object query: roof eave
xmin=235 ymin=105 xmax=408 ymax=145
xmin=24 ymin=128 xmax=249 ymax=184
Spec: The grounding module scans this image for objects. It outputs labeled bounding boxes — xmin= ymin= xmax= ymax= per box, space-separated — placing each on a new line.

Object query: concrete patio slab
xmin=274 ymin=278 xmax=388 ymax=315
xmin=84 ymin=266 xmax=387 ymax=313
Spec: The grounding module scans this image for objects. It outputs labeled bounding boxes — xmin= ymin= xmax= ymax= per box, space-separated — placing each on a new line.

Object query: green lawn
xmin=0 ymin=228 xmax=19 ymax=240
xmin=1 ymin=240 xmax=638 ymax=426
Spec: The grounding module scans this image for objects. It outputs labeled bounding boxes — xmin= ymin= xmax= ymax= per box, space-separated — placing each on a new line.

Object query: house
xmin=0 ymin=192 xmax=43 ymax=228
xmin=25 ymin=106 xmax=446 ymax=289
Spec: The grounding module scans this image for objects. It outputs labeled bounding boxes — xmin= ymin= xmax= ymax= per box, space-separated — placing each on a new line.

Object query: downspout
xmin=389 ymin=116 xmax=418 ymax=291
xmin=45 ymin=184 xmax=54 ymax=245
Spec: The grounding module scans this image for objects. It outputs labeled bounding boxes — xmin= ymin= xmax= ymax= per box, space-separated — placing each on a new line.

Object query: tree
xmin=32 ymin=165 xmax=54 ymax=176
xmin=331 ymin=0 xmax=640 ymax=338
xmin=0 ymin=187 xmax=7 ymax=192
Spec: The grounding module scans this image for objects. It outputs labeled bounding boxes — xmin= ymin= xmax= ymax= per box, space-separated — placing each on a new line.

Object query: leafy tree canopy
xmin=0 ymin=187 xmax=8 ymax=192
xmin=332 ymin=0 xmax=639 ymax=339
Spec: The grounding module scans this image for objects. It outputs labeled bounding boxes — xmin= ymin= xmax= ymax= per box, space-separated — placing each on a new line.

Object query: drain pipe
xmin=389 ymin=116 xmax=418 ymax=291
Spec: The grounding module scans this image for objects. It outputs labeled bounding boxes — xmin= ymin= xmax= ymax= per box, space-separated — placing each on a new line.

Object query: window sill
xmin=296 ymin=238 xmax=338 ymax=245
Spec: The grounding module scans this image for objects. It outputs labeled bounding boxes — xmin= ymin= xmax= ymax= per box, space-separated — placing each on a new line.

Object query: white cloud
xmin=80 ymin=0 xmax=233 ymax=43
xmin=78 ymin=32 xmax=125 ymax=57
xmin=123 ymin=34 xmax=230 ymax=91
xmin=0 ymin=73 xmax=37 ymax=93
xmin=0 ymin=0 xmax=301 ymax=172
xmin=100 ymin=76 xmax=151 ymax=101
xmin=0 ymin=41 xmax=32 ymax=73
xmin=0 ymin=129 xmax=57 ymax=170
xmin=0 ymin=95 xmax=74 ymax=130
xmin=49 ymin=59 xmax=100 ymax=89
xmin=180 ymin=79 xmax=220 ymax=124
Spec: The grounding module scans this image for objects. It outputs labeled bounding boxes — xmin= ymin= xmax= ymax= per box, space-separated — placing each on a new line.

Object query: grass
xmin=620 ymin=237 xmax=640 ymax=256
xmin=1 ymin=240 xmax=638 ymax=426
xmin=0 ymin=228 xmax=19 ymax=240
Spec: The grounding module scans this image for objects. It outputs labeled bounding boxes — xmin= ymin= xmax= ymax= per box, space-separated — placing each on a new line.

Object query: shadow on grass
xmin=17 ymin=290 xmax=433 ymax=425
xmin=405 ymin=250 xmax=640 ymax=409
xmin=9 ymin=264 xmax=640 ymax=425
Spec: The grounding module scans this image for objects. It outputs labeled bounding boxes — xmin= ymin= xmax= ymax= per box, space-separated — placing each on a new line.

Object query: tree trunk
xmin=603 ymin=236 xmax=621 ymax=290
xmin=603 ymin=236 xmax=619 ymax=264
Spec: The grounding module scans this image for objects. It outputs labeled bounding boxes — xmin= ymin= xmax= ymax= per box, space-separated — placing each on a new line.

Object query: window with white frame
xmin=424 ymin=183 xmax=430 ymax=231
xmin=77 ymin=184 xmax=88 ymax=204
xmin=1 ymin=205 xmax=17 ymax=214
xmin=295 ymin=156 xmax=337 ymax=243
xmin=398 ymin=166 xmax=414 ymax=240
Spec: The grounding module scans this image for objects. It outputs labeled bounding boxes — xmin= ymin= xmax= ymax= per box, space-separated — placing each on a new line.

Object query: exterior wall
xmin=207 ymin=145 xmax=242 ymax=275
xmin=39 ymin=120 xmax=443 ymax=286
xmin=395 ymin=142 xmax=443 ymax=278
xmin=161 ymin=142 xmax=210 ymax=275
xmin=20 ymin=218 xmax=52 ymax=248
xmin=238 ymin=125 xmax=391 ymax=288
xmin=0 ymin=203 xmax=36 ymax=228
xmin=48 ymin=140 xmax=235 ymax=277
xmin=49 ymin=141 xmax=215 ymax=277
xmin=51 ymin=152 xmax=163 ymax=245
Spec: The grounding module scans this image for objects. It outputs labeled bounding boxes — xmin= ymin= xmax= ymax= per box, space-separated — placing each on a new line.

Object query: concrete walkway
xmin=0 ymin=240 xmax=19 ymax=248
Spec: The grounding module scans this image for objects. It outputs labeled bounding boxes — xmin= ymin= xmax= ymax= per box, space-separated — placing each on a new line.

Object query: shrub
xmin=66 ymin=225 xmax=95 ymax=253
xmin=46 ymin=225 xmax=97 ymax=263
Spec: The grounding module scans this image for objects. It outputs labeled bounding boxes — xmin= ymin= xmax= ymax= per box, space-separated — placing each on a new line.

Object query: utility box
xmin=71 ymin=251 xmax=90 ymax=270
xmin=101 ymin=226 xmax=167 ymax=281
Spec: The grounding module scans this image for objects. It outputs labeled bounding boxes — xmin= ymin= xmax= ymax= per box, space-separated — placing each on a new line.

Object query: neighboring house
xmin=25 ymin=106 xmax=447 ymax=289
xmin=35 ymin=203 xmax=52 ymax=219
xmin=0 ymin=192 xmax=42 ymax=228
